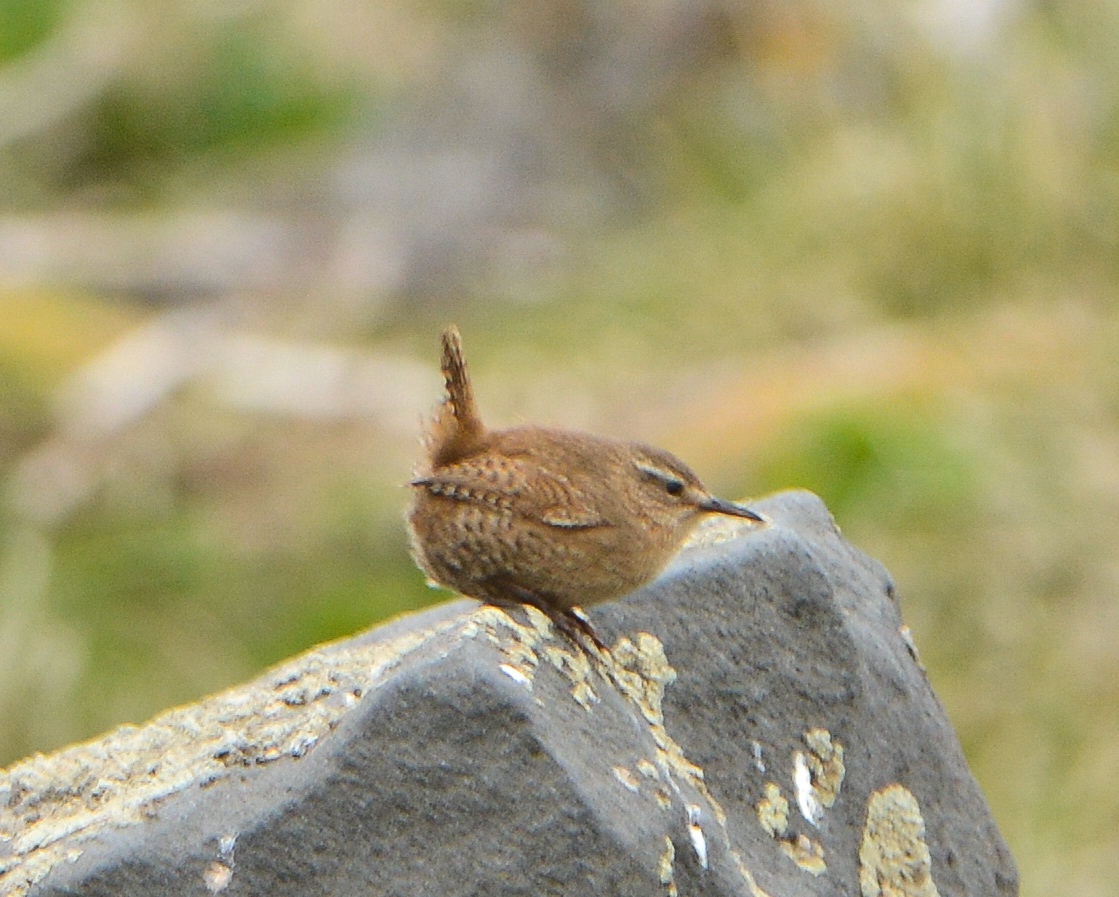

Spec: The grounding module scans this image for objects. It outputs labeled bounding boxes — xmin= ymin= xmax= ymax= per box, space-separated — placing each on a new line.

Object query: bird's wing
xmin=539 ymin=505 xmax=603 ymax=529
xmin=517 ymin=461 xmax=607 ymax=529
xmin=411 ymin=458 xmax=609 ymax=529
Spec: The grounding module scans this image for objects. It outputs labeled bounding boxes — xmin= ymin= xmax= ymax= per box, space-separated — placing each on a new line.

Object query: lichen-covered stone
xmin=0 ymin=490 xmax=1017 ymax=896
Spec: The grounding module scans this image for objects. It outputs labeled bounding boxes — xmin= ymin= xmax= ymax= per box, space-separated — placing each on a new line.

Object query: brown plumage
xmin=407 ymin=326 xmax=763 ymax=642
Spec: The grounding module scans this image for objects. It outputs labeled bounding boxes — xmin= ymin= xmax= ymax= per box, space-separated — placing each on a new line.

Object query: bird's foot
xmin=481 ymin=578 xmax=607 ymax=655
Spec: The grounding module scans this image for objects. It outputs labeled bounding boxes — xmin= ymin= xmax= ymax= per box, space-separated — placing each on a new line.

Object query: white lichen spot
xmin=686 ymin=805 xmax=708 ymax=870
xmin=779 ymin=833 xmax=827 ymax=876
xmin=794 ymin=752 xmax=823 ymax=826
xmin=218 ymin=834 xmax=237 ymax=859
xmin=899 ymin=624 xmax=925 ymax=669
xmin=202 ymin=832 xmax=237 ymax=890
xmin=612 ymin=765 xmax=641 ymax=792
xmin=803 ymin=728 xmax=845 ymax=808
xmin=636 ymin=759 xmax=660 ymax=781
xmin=750 ymin=740 xmax=766 ymax=773
xmin=859 ymin=784 xmax=940 ymax=897
xmin=498 ymin=663 xmax=531 ymax=688
xmin=658 ymin=836 xmax=678 ymax=897
xmin=756 ymin=782 xmax=789 ymax=837
xmin=290 ymin=734 xmax=318 ymax=758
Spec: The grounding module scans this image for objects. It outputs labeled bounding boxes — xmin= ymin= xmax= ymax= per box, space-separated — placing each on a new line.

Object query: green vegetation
xmin=0 ymin=2 xmax=1116 ymax=893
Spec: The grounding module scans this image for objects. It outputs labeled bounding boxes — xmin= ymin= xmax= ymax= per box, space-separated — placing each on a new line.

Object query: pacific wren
xmin=407 ymin=326 xmax=763 ymax=643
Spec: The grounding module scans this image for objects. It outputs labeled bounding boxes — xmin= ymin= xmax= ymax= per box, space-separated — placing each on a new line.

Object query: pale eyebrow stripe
xmin=632 ymin=460 xmax=681 ymax=482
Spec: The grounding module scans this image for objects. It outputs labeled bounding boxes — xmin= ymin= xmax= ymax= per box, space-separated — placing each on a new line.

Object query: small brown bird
xmin=407 ymin=326 xmax=763 ymax=644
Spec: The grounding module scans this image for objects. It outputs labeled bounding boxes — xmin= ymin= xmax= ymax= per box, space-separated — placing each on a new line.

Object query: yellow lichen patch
xmin=607 ymin=634 xmax=677 ymax=726
xmin=598 ymin=632 xmax=777 ymax=897
xmin=658 ymin=836 xmax=678 ymax=897
xmin=729 ymin=849 xmax=778 ymax=897
xmin=202 ymin=860 xmax=233 ymax=893
xmin=543 ymin=644 xmax=598 ymax=709
xmin=0 ymin=617 xmax=459 ymax=896
xmin=756 ymin=782 xmax=789 ymax=837
xmin=498 ymin=637 xmax=541 ymax=672
xmin=468 ymin=606 xmax=607 ymax=708
xmin=756 ymin=775 xmax=826 ymax=876
xmin=633 ymin=756 xmax=670 ymax=810
xmin=779 ymin=833 xmax=827 ymax=876
xmin=803 ymin=728 xmax=845 ymax=808
xmin=464 ymin=610 xmax=539 ymax=688
xmin=465 ymin=605 xmax=544 ymax=673
xmin=603 ymin=635 xmax=720 ymax=816
xmin=522 ymin=606 xmax=555 ymax=639
xmin=612 ymin=765 xmax=641 ymax=793
xmin=859 ymin=785 xmax=940 ymax=897
xmin=654 ymin=743 xmax=704 ymax=785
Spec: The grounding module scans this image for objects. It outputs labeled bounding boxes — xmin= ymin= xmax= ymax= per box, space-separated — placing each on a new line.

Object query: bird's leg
xmin=563 ymin=607 xmax=608 ymax=653
xmin=482 ymin=578 xmax=608 ymax=654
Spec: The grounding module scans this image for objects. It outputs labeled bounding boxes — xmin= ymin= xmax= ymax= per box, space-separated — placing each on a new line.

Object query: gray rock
xmin=0 ymin=490 xmax=1017 ymax=896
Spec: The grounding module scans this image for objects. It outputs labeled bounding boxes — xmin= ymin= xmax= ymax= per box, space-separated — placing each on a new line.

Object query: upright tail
xmin=428 ymin=325 xmax=484 ymax=465
xmin=441 ymin=326 xmax=481 ymax=432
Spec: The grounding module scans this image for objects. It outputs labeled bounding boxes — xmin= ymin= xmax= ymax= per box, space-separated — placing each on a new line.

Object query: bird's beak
xmin=698 ymin=495 xmax=765 ymax=522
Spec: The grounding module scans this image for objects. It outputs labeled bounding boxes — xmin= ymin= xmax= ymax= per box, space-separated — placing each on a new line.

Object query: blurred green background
xmin=1 ymin=0 xmax=1116 ymax=892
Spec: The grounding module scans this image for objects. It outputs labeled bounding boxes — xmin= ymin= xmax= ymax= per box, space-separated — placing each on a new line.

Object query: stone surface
xmin=0 ymin=490 xmax=1018 ymax=897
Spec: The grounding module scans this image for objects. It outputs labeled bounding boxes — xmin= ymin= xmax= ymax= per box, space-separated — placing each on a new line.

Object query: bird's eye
xmin=634 ymin=460 xmax=689 ymax=497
